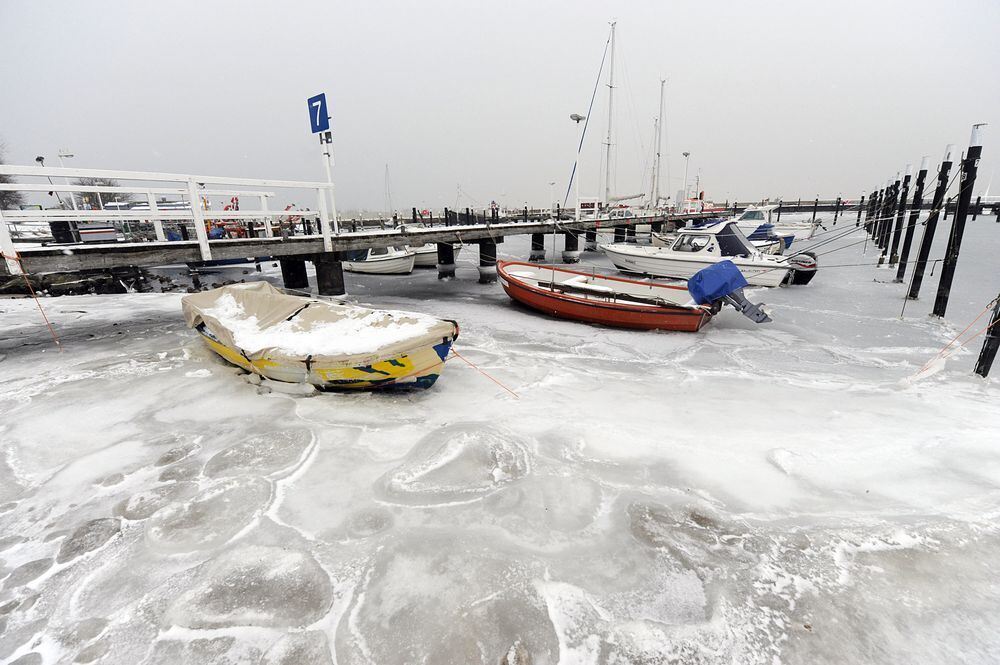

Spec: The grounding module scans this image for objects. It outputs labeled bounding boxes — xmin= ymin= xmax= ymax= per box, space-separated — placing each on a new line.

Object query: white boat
xmin=734 ymin=205 xmax=819 ymax=247
xmin=408 ymin=243 xmax=462 ymax=267
xmin=603 ymin=221 xmax=817 ymax=287
xmin=652 ymin=229 xmax=784 ymax=256
xmin=343 ymin=246 xmax=416 ymax=274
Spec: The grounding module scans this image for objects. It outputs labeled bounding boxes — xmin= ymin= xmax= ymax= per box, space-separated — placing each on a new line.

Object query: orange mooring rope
xmin=916 ymin=296 xmax=1000 ymax=375
xmin=449 ymin=347 xmax=519 ymax=399
xmin=2 ymin=252 xmax=63 ymax=352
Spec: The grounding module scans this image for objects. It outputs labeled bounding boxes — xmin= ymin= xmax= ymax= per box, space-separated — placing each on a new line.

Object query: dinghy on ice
xmin=343 ymin=246 xmax=416 ymax=274
xmin=497 ymin=260 xmax=769 ymax=331
xmin=182 ymin=282 xmax=458 ymax=390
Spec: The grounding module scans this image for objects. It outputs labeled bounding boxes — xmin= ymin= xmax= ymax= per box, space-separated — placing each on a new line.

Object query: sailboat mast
xmin=648 ymin=117 xmax=659 ymax=207
xmin=604 ymin=21 xmax=616 ymax=207
xmin=653 ymin=78 xmax=665 ymax=207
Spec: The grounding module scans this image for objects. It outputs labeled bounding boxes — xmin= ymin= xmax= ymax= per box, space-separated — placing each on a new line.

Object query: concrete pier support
xmin=478 ymin=238 xmax=498 ymax=284
xmin=529 ymin=233 xmax=546 ymax=261
xmin=625 ymin=225 xmax=636 ymax=243
xmin=585 ymin=229 xmax=598 ymax=251
xmin=562 ymin=232 xmax=581 ymax=263
xmin=313 ymin=252 xmax=345 ymax=296
xmin=279 ymin=257 xmax=309 ymax=290
xmin=613 ymin=227 xmax=626 ymax=243
xmin=436 ymin=242 xmax=456 ymax=280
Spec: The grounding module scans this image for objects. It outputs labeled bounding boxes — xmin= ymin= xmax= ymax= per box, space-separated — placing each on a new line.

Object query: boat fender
xmin=688 ymin=261 xmax=771 ymax=324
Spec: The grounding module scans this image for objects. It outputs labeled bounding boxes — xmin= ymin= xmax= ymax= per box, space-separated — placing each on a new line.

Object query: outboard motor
xmin=785 ymin=251 xmax=818 ymax=285
xmin=688 ymin=260 xmax=772 ymax=324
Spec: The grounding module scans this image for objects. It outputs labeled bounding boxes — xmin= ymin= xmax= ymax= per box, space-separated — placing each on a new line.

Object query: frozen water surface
xmin=1 ymin=220 xmax=1000 ymax=663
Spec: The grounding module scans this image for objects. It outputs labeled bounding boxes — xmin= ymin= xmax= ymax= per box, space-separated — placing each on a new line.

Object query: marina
xmin=1 ymin=2 xmax=999 ymax=665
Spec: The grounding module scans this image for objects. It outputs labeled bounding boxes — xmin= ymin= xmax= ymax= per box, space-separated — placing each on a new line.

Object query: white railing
xmin=0 ymin=165 xmax=338 ymax=274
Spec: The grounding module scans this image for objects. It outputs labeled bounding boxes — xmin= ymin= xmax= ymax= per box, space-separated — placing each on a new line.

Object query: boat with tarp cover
xmin=182 ymin=282 xmax=458 ymax=390
xmin=497 ymin=260 xmax=770 ymax=331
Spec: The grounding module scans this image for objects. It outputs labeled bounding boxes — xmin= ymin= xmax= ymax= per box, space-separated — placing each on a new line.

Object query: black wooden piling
xmin=811 ymin=197 xmax=819 ymax=223
xmin=943 ymin=196 xmax=952 ymax=220
xmin=908 ymin=148 xmax=955 ymax=300
xmin=562 ymin=231 xmax=581 ymax=263
xmin=478 ymin=238 xmax=498 ymax=284
xmin=436 ymin=242 xmax=456 ymax=280
xmin=530 ymin=233 xmax=545 ymax=261
xmin=777 ymin=201 xmax=783 ymax=223
xmin=889 ymin=168 xmax=912 ymax=266
xmin=444 ymin=207 xmax=450 ymax=227
xmin=895 ymin=160 xmax=929 ymax=282
xmin=833 ymin=196 xmax=841 ymax=223
xmin=973 ymin=196 xmax=981 ymax=220
xmin=279 ymin=257 xmax=309 ymax=290
xmin=180 ymin=225 xmax=190 ymax=241
xmin=933 ymin=125 xmax=985 ymax=317
xmin=974 ymin=294 xmax=1000 ymax=378
xmin=614 ymin=226 xmax=626 ymax=243
xmin=313 ymin=253 xmax=345 ymax=296
xmin=856 ymin=195 xmax=865 ymax=226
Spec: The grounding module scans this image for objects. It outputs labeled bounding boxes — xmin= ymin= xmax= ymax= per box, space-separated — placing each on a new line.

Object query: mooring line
xmin=449 ymin=347 xmax=519 ymax=399
xmin=2 ymin=251 xmax=63 ymax=352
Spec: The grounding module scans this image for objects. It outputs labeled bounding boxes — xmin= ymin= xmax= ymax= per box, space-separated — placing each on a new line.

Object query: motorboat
xmin=603 ymin=221 xmax=817 ymax=287
xmin=182 ymin=282 xmax=459 ymax=390
xmin=652 ymin=227 xmax=784 ymax=256
xmin=734 ymin=205 xmax=819 ymax=247
xmin=497 ymin=260 xmax=770 ymax=331
xmin=343 ymin=246 xmax=416 ymax=274
xmin=408 ymin=242 xmax=463 ymax=268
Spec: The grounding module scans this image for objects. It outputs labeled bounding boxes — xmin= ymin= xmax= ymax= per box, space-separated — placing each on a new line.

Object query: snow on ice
xmin=1 ymin=219 xmax=1000 ymax=664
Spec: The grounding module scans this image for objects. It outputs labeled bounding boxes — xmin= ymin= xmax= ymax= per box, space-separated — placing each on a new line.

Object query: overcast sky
xmin=2 ymin=0 xmax=998 ymax=212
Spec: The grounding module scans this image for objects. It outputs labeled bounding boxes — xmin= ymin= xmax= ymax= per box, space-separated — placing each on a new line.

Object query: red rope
xmin=2 ymin=252 xmax=63 ymax=352
xmin=449 ymin=347 xmax=519 ymax=399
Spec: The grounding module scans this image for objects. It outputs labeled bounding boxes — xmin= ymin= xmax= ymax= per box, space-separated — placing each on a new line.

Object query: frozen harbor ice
xmin=2 ymin=218 xmax=1000 ymax=664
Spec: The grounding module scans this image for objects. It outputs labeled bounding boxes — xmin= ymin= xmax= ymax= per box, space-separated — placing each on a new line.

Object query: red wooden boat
xmin=497 ymin=260 xmax=716 ymax=332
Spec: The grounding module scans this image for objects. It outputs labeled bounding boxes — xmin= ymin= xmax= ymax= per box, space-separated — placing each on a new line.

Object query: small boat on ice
xmin=497 ymin=260 xmax=769 ymax=332
xmin=734 ymin=205 xmax=820 ymax=246
xmin=408 ymin=243 xmax=462 ymax=268
xmin=182 ymin=282 xmax=459 ymax=390
xmin=343 ymin=246 xmax=416 ymax=274
xmin=604 ymin=221 xmax=817 ymax=287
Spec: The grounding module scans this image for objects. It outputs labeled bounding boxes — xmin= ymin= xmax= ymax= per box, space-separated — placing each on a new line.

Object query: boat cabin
xmin=735 ymin=204 xmax=778 ymax=225
xmin=670 ymin=222 xmax=758 ymax=258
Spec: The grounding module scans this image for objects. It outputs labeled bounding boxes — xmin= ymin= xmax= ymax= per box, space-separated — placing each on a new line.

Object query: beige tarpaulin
xmin=182 ymin=282 xmax=457 ymax=366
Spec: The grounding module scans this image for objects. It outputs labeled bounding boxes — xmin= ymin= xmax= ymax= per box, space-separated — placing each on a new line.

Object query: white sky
xmin=2 ymin=0 xmax=998 ymax=212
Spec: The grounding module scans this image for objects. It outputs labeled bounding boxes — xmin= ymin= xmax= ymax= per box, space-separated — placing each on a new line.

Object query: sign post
xmin=307 ymin=93 xmax=340 ymax=237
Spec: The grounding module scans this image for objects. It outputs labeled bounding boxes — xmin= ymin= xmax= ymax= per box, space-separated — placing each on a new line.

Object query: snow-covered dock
xmin=2 ymin=219 xmax=999 ymax=664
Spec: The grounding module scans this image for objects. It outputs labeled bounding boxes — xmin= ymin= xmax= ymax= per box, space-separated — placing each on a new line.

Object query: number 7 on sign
xmin=307 ymin=93 xmax=330 ymax=134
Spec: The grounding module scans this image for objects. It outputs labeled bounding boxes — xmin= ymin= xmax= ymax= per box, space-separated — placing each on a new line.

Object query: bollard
xmin=279 ymin=257 xmax=309 ymax=290
xmin=974 ymin=294 xmax=1000 ymax=377
xmin=933 ymin=125 xmax=986 ymax=317
xmin=313 ymin=252 xmax=346 ymax=296
xmin=908 ymin=146 xmax=956 ymax=299
xmin=436 ymin=242 xmax=456 ymax=280
xmin=889 ymin=165 xmax=912 ymax=266
xmin=562 ymin=232 xmax=581 ymax=263
xmin=477 ymin=238 xmax=498 ymax=283
xmin=895 ymin=158 xmax=929 ymax=282
xmin=529 ymin=233 xmax=546 ymax=261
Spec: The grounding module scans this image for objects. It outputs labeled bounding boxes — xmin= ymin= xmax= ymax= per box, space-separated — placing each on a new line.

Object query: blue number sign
xmin=307 ymin=93 xmax=330 ymax=134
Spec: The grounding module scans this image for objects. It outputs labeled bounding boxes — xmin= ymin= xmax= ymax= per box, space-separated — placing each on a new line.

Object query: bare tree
xmin=72 ymin=177 xmax=134 ymax=209
xmin=0 ymin=140 xmax=24 ymax=210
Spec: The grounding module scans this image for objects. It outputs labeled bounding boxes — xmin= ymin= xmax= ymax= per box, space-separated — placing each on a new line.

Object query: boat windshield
xmin=672 ymin=234 xmax=711 ymax=252
xmin=739 ymin=210 xmax=765 ymax=221
xmin=370 ymin=247 xmax=389 ymax=256
xmin=716 ymin=225 xmax=756 ymax=256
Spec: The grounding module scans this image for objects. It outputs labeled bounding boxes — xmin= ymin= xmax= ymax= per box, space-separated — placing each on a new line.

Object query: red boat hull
xmin=498 ymin=261 xmax=712 ymax=332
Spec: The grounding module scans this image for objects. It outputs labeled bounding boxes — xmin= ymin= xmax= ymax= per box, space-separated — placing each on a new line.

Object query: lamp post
xmin=35 ymin=156 xmax=67 ymax=208
xmin=681 ymin=151 xmax=691 ymax=211
xmin=549 ymin=181 xmax=555 ymax=213
xmin=57 ymin=149 xmax=78 ymax=210
xmin=570 ymin=113 xmax=587 ymax=222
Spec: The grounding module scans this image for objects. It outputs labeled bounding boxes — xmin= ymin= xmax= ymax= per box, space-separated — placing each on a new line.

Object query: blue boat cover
xmin=687 ymin=260 xmax=749 ymax=304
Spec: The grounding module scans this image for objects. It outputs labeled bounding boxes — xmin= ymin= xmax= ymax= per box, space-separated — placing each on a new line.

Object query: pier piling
xmin=436 ymin=242 xmax=456 ymax=280
xmin=933 ymin=125 xmax=985 ymax=317
xmin=894 ymin=158 xmax=928 ymax=282
xmin=478 ymin=238 xmax=498 ymax=284
xmin=562 ymin=231 xmax=581 ymax=263
xmin=279 ymin=257 xmax=309 ymax=290
xmin=529 ymin=234 xmax=546 ymax=261
xmin=974 ymin=294 xmax=1000 ymax=378
xmin=889 ymin=165 xmax=912 ymax=266
xmin=314 ymin=253 xmax=345 ymax=296
xmin=856 ymin=194 xmax=865 ymax=226
xmin=908 ymin=146 xmax=956 ymax=300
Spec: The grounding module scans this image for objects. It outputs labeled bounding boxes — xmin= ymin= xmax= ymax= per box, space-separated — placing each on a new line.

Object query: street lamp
xmin=681 ymin=152 xmax=691 ymax=211
xmin=58 ymin=149 xmax=78 ymax=210
xmin=35 ymin=156 xmax=67 ymax=208
xmin=548 ymin=181 xmax=555 ymax=212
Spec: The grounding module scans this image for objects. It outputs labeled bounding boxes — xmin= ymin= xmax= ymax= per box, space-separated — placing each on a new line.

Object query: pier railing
xmin=0 ymin=166 xmax=337 ymax=274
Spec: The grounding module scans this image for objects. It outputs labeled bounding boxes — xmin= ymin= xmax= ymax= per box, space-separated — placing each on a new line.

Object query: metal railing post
xmin=185 ymin=179 xmax=212 ymax=260
xmin=0 ymin=207 xmax=24 ymax=275
xmin=146 ymin=192 xmax=165 ymax=241
xmin=317 ymin=187 xmax=332 ymax=252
